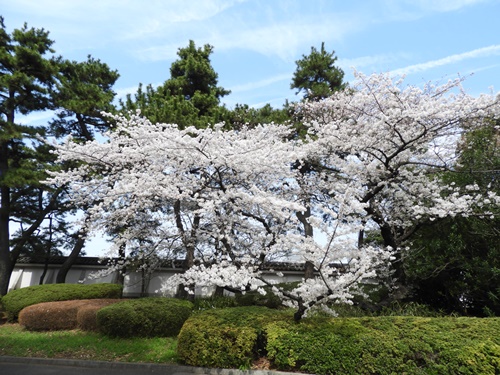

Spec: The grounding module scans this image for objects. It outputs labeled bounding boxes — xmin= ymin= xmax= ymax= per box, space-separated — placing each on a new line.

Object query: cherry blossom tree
xmin=47 ymin=72 xmax=500 ymax=320
xmin=296 ymin=71 xmax=500 ymax=292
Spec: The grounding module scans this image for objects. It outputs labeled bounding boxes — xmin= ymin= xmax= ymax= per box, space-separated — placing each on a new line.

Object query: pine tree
xmin=120 ymin=40 xmax=229 ymax=129
xmin=291 ymin=42 xmax=345 ymax=101
xmin=0 ymin=17 xmax=60 ymax=295
xmin=49 ymin=55 xmax=119 ymax=283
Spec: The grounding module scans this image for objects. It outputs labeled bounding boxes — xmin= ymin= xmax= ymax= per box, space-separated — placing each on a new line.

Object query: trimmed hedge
xmin=2 ymin=283 xmax=123 ymax=321
xmin=18 ymin=299 xmax=121 ymax=331
xmin=177 ymin=306 xmax=291 ymax=368
xmin=96 ymin=297 xmax=193 ymax=338
xmin=178 ymin=307 xmax=500 ymax=374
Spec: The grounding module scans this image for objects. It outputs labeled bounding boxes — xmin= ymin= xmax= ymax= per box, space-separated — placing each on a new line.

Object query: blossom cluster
xmin=47 ymin=72 xmax=500 ymax=319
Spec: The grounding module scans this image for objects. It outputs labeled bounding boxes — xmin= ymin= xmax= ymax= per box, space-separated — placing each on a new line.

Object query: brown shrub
xmin=18 ymin=299 xmax=122 ymax=331
xmin=76 ymin=300 xmax=121 ymax=331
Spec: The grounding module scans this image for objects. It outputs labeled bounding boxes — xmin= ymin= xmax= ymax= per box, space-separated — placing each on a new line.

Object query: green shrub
xmin=266 ymin=316 xmax=500 ymax=375
xmin=179 ymin=307 xmax=500 ymax=374
xmin=177 ymin=306 xmax=291 ymax=368
xmin=233 ymin=282 xmax=301 ymax=309
xmin=234 ymin=289 xmax=283 ymax=309
xmin=192 ymin=295 xmax=239 ymax=310
xmin=96 ymin=297 xmax=193 ymax=338
xmin=2 ymin=283 xmax=123 ymax=321
xmin=327 ymin=301 xmax=445 ymax=318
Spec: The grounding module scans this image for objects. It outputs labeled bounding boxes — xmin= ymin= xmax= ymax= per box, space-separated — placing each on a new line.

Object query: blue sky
xmin=2 ymin=0 xmax=500 ymax=112
xmin=2 ymin=0 xmax=500 ymax=255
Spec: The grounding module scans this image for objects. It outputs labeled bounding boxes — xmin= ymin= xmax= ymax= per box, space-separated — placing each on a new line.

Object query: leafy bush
xmin=96 ymin=297 xmax=193 ymax=338
xmin=267 ymin=316 xmax=500 ymax=374
xmin=18 ymin=299 xmax=121 ymax=331
xmin=233 ymin=282 xmax=301 ymax=309
xmin=177 ymin=306 xmax=291 ymax=368
xmin=2 ymin=283 xmax=123 ymax=321
xmin=179 ymin=307 xmax=500 ymax=374
xmin=192 ymin=295 xmax=239 ymax=310
xmin=328 ymin=301 xmax=445 ymax=318
xmin=234 ymin=289 xmax=283 ymax=309
xmin=77 ymin=304 xmax=107 ymax=331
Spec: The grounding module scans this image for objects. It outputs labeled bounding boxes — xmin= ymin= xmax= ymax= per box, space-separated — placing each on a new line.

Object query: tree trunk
xmin=56 ymin=233 xmax=86 ymax=283
xmin=0 ymin=183 xmax=12 ymax=296
xmin=0 ymin=134 xmax=12 ymax=296
xmin=296 ymin=204 xmax=315 ymax=279
xmin=213 ymin=286 xmax=225 ymax=296
xmin=114 ymin=243 xmax=126 ymax=286
xmin=174 ymin=200 xmax=199 ymax=300
xmin=379 ymin=224 xmax=404 ymax=283
xmin=39 ymin=254 xmax=50 ymax=285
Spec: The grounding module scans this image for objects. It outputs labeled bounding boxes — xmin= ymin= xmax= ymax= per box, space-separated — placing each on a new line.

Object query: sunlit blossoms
xmin=47 ymin=72 xmax=500 ymax=319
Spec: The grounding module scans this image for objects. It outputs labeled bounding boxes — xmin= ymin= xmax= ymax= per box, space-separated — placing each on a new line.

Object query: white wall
xmin=9 ymin=261 xmax=304 ymax=298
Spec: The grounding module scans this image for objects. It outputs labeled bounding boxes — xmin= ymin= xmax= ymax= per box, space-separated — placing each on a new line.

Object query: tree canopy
xmin=0 ymin=18 xmax=120 ymax=294
xmin=0 ymin=16 xmax=60 ymax=295
xmin=407 ymin=121 xmax=500 ymax=315
xmin=3 ymin=15 xmax=500 ymax=320
xmin=291 ymin=42 xmax=345 ymax=101
xmin=48 ymin=72 xmax=500 ymax=319
xmin=120 ymin=40 xmax=229 ymax=129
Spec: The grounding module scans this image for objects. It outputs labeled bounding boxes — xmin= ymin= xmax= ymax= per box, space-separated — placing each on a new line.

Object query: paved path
xmin=0 ymin=356 xmax=299 ymax=375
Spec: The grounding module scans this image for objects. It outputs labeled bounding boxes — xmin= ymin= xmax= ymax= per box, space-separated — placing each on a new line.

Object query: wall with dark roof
xmin=10 ymin=257 xmax=305 ymax=297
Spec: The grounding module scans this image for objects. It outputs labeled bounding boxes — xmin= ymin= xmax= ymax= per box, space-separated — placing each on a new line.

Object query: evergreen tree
xmin=224 ymin=103 xmax=291 ymax=130
xmin=291 ymin=42 xmax=345 ymax=101
xmin=50 ymin=55 xmax=119 ymax=142
xmin=49 ymin=55 xmax=119 ymax=283
xmin=0 ymin=18 xmax=120 ymax=293
xmin=0 ymin=17 xmax=60 ymax=295
xmin=120 ymin=40 xmax=229 ymax=129
xmin=406 ymin=121 xmax=500 ymax=315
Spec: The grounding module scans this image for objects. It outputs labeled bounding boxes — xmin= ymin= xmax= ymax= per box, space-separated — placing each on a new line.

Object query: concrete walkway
xmin=0 ymin=356 xmax=301 ymax=375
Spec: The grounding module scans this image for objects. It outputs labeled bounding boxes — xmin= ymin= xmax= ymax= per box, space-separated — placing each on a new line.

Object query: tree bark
xmin=114 ymin=243 xmax=126 ymax=286
xmin=0 ymin=183 xmax=12 ymax=296
xmin=296 ymin=204 xmax=315 ymax=280
xmin=0 ymin=112 xmax=13 ymax=296
xmin=174 ymin=200 xmax=200 ymax=300
xmin=56 ymin=232 xmax=86 ymax=283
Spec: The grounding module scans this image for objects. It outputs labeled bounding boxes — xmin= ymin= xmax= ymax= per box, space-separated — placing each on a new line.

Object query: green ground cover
xmin=0 ymin=323 xmax=178 ymax=364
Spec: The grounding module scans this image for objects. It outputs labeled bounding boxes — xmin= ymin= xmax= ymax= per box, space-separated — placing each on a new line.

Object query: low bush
xmin=96 ymin=297 xmax=193 ymax=338
xmin=234 ymin=290 xmax=283 ymax=309
xmin=2 ymin=283 xmax=123 ymax=321
xmin=177 ymin=306 xmax=291 ymax=368
xmin=18 ymin=299 xmax=121 ymax=331
xmin=192 ymin=295 xmax=239 ymax=310
xmin=328 ymin=301 xmax=445 ymax=318
xmin=179 ymin=308 xmax=500 ymax=374
xmin=267 ymin=316 xmax=500 ymax=374
xmin=76 ymin=300 xmax=123 ymax=331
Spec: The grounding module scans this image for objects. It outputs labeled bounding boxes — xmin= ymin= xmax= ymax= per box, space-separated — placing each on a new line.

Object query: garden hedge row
xmin=1 ymin=283 xmax=123 ymax=321
xmin=96 ymin=297 xmax=193 ymax=337
xmin=178 ymin=307 xmax=500 ymax=374
xmin=177 ymin=306 xmax=289 ymax=369
xmin=18 ymin=299 xmax=121 ymax=331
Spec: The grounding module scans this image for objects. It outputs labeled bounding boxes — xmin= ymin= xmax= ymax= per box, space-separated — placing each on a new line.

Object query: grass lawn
xmin=0 ymin=323 xmax=178 ymax=364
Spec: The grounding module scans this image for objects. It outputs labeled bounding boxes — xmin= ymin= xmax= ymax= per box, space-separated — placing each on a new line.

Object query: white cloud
xmin=135 ymin=11 xmax=365 ymax=63
xmin=404 ymin=0 xmax=488 ymax=12
xmin=0 ymin=0 xmax=248 ymax=53
xmin=380 ymin=0 xmax=490 ymax=22
xmin=390 ymin=45 xmax=500 ymax=76
xmin=229 ymin=73 xmax=291 ymax=93
xmin=2 ymin=0 xmax=244 ymax=23
xmin=339 ymin=53 xmax=412 ymax=71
